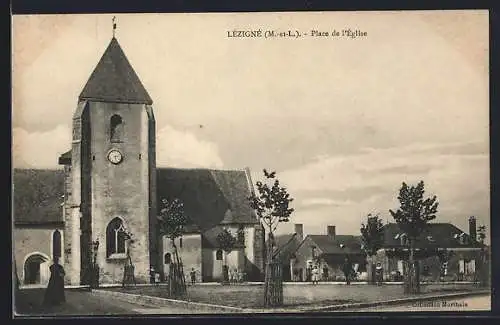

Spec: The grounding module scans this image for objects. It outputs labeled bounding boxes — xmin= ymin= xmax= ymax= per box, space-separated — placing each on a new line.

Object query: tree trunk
xmin=366 ymin=256 xmax=376 ymax=284
xmin=263 ymin=233 xmax=283 ymax=307
xmin=169 ymin=240 xmax=186 ymax=298
xmin=223 ymin=251 xmax=229 ymax=285
xmin=405 ymin=240 xmax=420 ymax=294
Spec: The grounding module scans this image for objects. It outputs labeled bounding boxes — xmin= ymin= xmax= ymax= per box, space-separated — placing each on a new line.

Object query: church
xmin=13 ymin=33 xmax=265 ymax=286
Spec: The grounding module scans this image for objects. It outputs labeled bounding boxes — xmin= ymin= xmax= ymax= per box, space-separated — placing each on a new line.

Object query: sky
xmin=12 ymin=11 xmax=490 ymax=241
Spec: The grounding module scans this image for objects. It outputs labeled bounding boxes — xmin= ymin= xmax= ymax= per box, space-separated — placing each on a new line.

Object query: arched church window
xmin=110 ymin=115 xmax=123 ymax=143
xmin=164 ymin=253 xmax=171 ymax=264
xmin=52 ymin=230 xmax=62 ymax=259
xmin=216 ymin=250 xmax=223 ymax=261
xmin=106 ymin=217 xmax=127 ymax=257
xmin=237 ymin=225 xmax=245 ymax=245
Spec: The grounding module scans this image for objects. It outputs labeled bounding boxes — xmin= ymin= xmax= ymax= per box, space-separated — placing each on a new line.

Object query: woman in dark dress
xmin=43 ymin=257 xmax=66 ymax=306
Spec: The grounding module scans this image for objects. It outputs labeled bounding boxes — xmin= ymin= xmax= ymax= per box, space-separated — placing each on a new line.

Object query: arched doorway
xmin=23 ymin=253 xmax=50 ymax=285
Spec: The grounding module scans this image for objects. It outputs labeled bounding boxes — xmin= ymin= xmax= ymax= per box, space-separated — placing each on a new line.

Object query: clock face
xmin=108 ymin=149 xmax=123 ymax=164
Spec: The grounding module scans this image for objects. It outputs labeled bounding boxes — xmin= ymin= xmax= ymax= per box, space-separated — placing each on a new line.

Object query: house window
xmin=458 ymin=259 xmax=465 ymax=274
xmin=52 ymin=230 xmax=62 ymax=259
xmin=216 ymin=249 xmax=223 ymax=261
xmin=400 ymin=234 xmax=408 ymax=246
xmin=397 ymin=260 xmax=404 ymax=274
xmin=164 ymin=253 xmax=171 ymax=264
xmin=110 ymin=114 xmax=123 ymax=143
xmin=311 ymin=246 xmax=317 ymax=259
xmin=106 ymin=217 xmax=127 ymax=257
xmin=465 ymin=259 xmax=476 ymax=275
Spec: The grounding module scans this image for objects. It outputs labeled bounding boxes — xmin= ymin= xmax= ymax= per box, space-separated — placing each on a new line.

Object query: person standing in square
xmin=190 ymin=268 xmax=196 ymax=285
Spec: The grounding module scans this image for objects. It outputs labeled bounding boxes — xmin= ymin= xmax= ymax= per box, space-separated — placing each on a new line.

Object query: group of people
xmin=308 ymin=257 xmax=366 ymax=285
xmin=221 ymin=265 xmax=245 ymax=284
xmin=229 ymin=268 xmax=245 ymax=283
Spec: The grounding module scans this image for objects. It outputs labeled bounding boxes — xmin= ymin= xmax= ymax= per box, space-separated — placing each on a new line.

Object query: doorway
xmin=23 ymin=253 xmax=49 ymax=285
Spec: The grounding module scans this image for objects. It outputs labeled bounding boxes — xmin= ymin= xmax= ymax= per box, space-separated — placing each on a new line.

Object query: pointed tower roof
xmin=79 ymin=37 xmax=153 ymax=105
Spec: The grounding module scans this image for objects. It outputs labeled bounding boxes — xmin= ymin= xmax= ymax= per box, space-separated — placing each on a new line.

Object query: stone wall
xmin=13 ymin=226 xmax=63 ymax=285
xmin=88 ymin=102 xmax=152 ymax=284
xmin=163 ymin=234 xmax=202 ymax=283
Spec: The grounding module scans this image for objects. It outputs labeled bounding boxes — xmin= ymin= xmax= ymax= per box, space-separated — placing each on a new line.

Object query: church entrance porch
xmin=23 ymin=253 xmax=50 ymax=286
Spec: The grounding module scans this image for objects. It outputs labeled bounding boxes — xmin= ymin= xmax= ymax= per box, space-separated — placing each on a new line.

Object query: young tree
xmin=477 ymin=225 xmax=487 ymax=244
xmin=476 ymin=225 xmax=489 ymax=287
xmin=360 ymin=214 xmax=385 ymax=284
xmin=216 ymin=229 xmax=237 ymax=284
xmin=157 ymin=198 xmax=188 ymax=297
xmin=121 ymin=230 xmax=136 ymax=287
xmin=389 ymin=181 xmax=438 ymax=294
xmin=249 ymin=169 xmax=294 ymax=307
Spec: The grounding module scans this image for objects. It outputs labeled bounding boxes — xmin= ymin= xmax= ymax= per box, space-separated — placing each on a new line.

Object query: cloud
xmin=276 ymin=141 xmax=489 ymax=237
xmin=12 ymin=124 xmax=224 ymax=171
xmin=156 ymin=125 xmax=224 ymax=169
xmin=299 ymin=197 xmax=354 ymax=208
xmin=12 ymin=125 xmax=71 ymax=169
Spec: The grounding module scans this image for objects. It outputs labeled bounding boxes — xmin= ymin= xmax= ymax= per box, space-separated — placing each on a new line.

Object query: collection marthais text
xmin=226 ymin=29 xmax=367 ymax=39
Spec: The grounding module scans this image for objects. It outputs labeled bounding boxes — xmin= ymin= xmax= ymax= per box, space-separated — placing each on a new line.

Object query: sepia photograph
xmin=11 ymin=10 xmax=491 ymax=316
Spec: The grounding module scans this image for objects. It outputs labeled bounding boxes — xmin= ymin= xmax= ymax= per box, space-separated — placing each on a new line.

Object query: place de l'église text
xmin=226 ymin=29 xmax=368 ymax=39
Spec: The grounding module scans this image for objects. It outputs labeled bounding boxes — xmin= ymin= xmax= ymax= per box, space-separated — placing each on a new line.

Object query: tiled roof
xmin=201 ymin=225 xmax=245 ymax=249
xmin=58 ymin=150 xmax=71 ymax=165
xmin=12 ymin=166 xmax=259 ymax=229
xmin=156 ymin=168 xmax=259 ymax=232
xmin=273 ymin=233 xmax=302 ymax=262
xmin=13 ymin=169 xmax=65 ymax=225
xmin=381 ymin=223 xmax=484 ymax=249
xmin=79 ymin=37 xmax=153 ymax=105
xmin=307 ymin=235 xmax=363 ymax=255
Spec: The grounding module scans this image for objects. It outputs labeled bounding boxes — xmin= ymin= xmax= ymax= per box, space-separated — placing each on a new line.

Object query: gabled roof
xmin=273 ymin=233 xmax=302 ymax=262
xmin=381 ymin=223 xmax=485 ymax=249
xmin=58 ymin=150 xmax=72 ymax=165
xmin=202 ymin=225 xmax=245 ymax=249
xmin=156 ymin=168 xmax=259 ymax=232
xmin=79 ymin=37 xmax=153 ymax=105
xmin=13 ymin=169 xmax=65 ymax=225
xmin=307 ymin=235 xmax=363 ymax=255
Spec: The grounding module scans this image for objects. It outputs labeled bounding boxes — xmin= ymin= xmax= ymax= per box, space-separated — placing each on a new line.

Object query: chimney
xmin=327 ymin=225 xmax=336 ymax=239
xmin=294 ymin=224 xmax=303 ymax=241
xmin=469 ymin=216 xmax=477 ymax=242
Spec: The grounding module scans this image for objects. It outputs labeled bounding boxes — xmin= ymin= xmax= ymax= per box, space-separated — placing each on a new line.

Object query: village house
xmin=292 ymin=226 xmax=366 ymax=282
xmin=271 ymin=224 xmax=304 ymax=281
xmin=12 ymin=34 xmax=266 ymax=286
xmin=373 ymin=216 xmax=488 ymax=282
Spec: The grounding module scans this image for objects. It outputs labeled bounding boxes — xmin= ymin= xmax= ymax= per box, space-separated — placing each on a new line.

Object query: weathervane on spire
xmin=112 ymin=16 xmax=117 ymax=38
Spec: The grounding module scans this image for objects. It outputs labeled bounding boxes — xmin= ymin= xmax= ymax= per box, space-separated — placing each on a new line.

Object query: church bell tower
xmin=65 ymin=30 xmax=157 ymax=284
